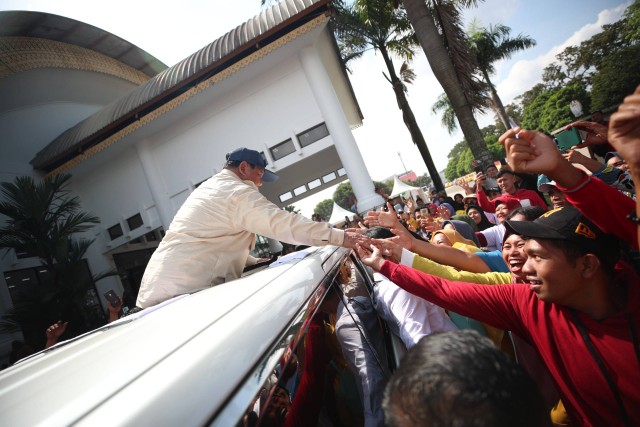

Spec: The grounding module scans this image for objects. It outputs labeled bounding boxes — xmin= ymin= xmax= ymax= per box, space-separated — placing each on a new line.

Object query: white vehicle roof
xmin=0 ymin=246 xmax=348 ymax=426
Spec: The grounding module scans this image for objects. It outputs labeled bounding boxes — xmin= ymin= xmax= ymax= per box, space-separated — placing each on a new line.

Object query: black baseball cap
xmin=504 ymin=206 xmax=618 ymax=260
xmin=227 ymin=148 xmax=279 ymax=182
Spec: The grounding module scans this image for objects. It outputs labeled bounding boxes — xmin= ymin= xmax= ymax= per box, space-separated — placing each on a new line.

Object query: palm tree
xmin=401 ymin=0 xmax=494 ymax=168
xmin=0 ymin=174 xmax=111 ymax=345
xmin=333 ymin=0 xmax=444 ymax=190
xmin=468 ymin=23 xmax=536 ymax=129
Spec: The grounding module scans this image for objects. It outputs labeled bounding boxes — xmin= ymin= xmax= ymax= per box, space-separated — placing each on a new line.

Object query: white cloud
xmin=496 ymin=3 xmax=629 ymax=105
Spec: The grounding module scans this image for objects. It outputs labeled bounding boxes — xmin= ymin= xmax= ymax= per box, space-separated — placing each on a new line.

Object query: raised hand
xmin=437 ymin=205 xmax=451 ymax=220
xmin=343 ymin=231 xmax=372 ymax=249
xmin=365 ymin=202 xmax=401 ymax=228
xmin=564 ymin=120 xmax=609 ymax=147
xmin=499 ymin=127 xmax=564 ymax=176
xmin=46 ymin=320 xmax=68 ymax=341
xmin=373 ymin=238 xmax=403 ymax=262
xmin=355 ymin=243 xmax=384 ymax=271
xmin=608 ymin=85 xmax=640 ymax=172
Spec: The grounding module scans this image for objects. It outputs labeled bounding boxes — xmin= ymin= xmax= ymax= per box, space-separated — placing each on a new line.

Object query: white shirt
xmin=479 ymin=223 xmax=506 ymax=251
xmin=372 ymin=272 xmax=457 ymax=349
xmin=136 ymin=168 xmax=344 ymax=308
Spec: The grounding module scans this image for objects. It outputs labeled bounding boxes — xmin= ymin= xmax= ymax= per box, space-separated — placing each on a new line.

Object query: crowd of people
xmin=10 ymin=84 xmax=638 ymax=427
xmin=249 ymin=85 xmax=638 ymax=427
xmin=354 ymin=85 xmax=640 ymax=426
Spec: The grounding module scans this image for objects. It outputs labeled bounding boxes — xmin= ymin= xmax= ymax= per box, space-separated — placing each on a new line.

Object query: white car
xmin=0 ymin=246 xmax=403 ymax=426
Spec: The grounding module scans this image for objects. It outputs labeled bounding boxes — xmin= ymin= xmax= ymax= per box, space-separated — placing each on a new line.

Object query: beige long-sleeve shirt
xmin=136 ymin=169 xmax=344 ymax=308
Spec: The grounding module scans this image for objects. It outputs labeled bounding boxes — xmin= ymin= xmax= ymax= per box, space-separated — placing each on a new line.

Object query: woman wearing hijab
xmin=466 ymin=204 xmax=494 ymax=231
xmin=430 ymin=228 xmax=481 ymax=253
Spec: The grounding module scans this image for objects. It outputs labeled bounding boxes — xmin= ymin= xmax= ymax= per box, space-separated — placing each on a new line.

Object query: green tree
xmin=313 ymin=199 xmax=334 ymax=221
xmin=0 ymin=174 xmax=111 ymax=346
xmin=401 ymin=0 xmax=493 ymax=169
xmin=467 ymin=23 xmax=536 ymax=129
xmin=283 ymin=205 xmax=300 ymax=214
xmin=521 ymin=83 xmax=590 ymax=132
xmin=411 ymin=173 xmax=432 ymax=188
xmin=444 ymin=126 xmax=505 ymax=181
xmin=590 ymin=44 xmax=640 ymax=111
xmin=333 ymin=181 xmax=356 ymax=211
xmin=334 ymin=0 xmax=445 ymax=190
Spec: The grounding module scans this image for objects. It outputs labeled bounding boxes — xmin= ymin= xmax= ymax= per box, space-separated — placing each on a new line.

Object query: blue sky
xmin=0 ymin=0 xmax=630 ymax=215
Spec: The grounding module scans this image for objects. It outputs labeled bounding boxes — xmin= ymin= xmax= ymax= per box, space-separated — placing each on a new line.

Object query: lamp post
xmin=570 ymin=100 xmax=583 ymax=118
xmin=397 ymin=152 xmax=408 ymax=175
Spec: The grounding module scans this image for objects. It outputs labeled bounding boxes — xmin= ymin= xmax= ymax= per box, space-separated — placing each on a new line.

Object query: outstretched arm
xmin=365 ymin=204 xmax=490 ymax=273
xmin=608 ymin=84 xmax=640 ymax=246
xmin=500 ymin=127 xmax=637 ymax=250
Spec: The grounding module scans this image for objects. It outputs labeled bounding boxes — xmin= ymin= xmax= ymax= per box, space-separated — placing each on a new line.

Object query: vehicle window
xmin=227 ymin=255 xmax=395 ymax=427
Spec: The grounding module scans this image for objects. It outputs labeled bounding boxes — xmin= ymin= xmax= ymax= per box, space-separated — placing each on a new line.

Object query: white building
xmin=0 ymin=0 xmax=383 ymax=358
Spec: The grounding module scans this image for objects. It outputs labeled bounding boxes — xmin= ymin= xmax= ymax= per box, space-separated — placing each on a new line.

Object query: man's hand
xmin=45 ymin=320 xmax=68 ymax=348
xmin=500 ymin=127 xmax=564 ymax=175
xmin=405 ymin=198 xmax=415 ymax=213
xmin=373 ymin=238 xmax=403 ymax=262
xmin=562 ymin=148 xmax=603 ymax=173
xmin=475 ymin=172 xmax=487 ymax=189
xmin=437 ymin=205 xmax=451 ymax=220
xmin=608 ymin=85 xmax=640 ymax=172
xmin=342 ymin=231 xmax=371 ymax=249
xmin=365 ymin=203 xmax=401 ymax=228
xmin=564 ymin=120 xmax=608 ymax=147
xmin=355 ymin=243 xmax=384 ymax=271
xmin=46 ymin=320 xmax=68 ymax=341
xmin=501 ymin=127 xmax=584 ymax=188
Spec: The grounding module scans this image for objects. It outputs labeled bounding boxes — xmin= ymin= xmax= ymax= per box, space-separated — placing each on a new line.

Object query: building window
xmin=297 ymin=123 xmax=329 ymax=148
xmin=308 ymin=178 xmax=322 ymax=190
xmin=293 ymin=185 xmax=307 ymax=196
xmin=322 ymin=172 xmax=337 ymax=183
xmin=279 ymin=192 xmax=293 ymax=203
xmin=337 ymin=168 xmax=346 ymax=176
xmin=108 ymin=223 xmax=124 ymax=240
xmin=127 ymin=213 xmax=143 ymax=231
xmin=270 ymin=139 xmax=296 ymax=161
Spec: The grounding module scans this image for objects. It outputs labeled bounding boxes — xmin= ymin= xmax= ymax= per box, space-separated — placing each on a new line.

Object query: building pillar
xmin=135 ymin=141 xmax=173 ymax=229
xmin=299 ymin=46 xmax=384 ymax=213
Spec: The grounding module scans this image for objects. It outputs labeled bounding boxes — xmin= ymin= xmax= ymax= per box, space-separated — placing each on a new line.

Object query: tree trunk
xmin=402 ymin=0 xmax=493 ymax=168
xmin=379 ymin=46 xmax=445 ymax=191
xmin=483 ymin=69 xmax=510 ymax=130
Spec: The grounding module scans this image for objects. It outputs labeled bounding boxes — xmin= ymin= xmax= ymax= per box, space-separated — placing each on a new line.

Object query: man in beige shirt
xmin=136 ymin=147 xmax=367 ymax=308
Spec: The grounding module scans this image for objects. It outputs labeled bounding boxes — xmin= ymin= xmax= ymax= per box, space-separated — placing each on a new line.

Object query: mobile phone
xmin=499 ymin=158 xmax=508 ymax=166
xmin=104 ymin=290 xmax=120 ymax=306
xmin=420 ymin=208 xmax=429 ymax=217
xmin=555 ymin=128 xmax=581 ymax=152
xmin=473 ymin=165 xmax=483 ymax=173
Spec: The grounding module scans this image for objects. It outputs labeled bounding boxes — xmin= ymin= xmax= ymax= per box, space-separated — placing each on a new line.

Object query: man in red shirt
xmin=357 ymin=206 xmax=639 ymax=426
xmin=476 ymin=169 xmax=548 ymax=213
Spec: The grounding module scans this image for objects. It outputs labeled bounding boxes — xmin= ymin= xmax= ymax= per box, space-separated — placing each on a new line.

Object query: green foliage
xmin=444 ymin=128 xmax=506 ymax=181
xmin=283 ymin=205 xmax=300 ymax=214
xmin=590 ymin=44 xmax=640 ymax=111
xmin=623 ymin=0 xmax=640 ymax=42
xmin=410 ymin=173 xmax=432 ymax=188
xmin=486 ymin=134 xmax=506 ymax=160
xmin=333 ymin=181 xmax=355 ymax=211
xmin=314 ymin=199 xmax=334 ymax=222
xmin=376 ymin=180 xmax=394 ymax=198
xmin=0 ymin=174 xmax=111 ymax=345
xmin=521 ymin=83 xmax=590 ymax=132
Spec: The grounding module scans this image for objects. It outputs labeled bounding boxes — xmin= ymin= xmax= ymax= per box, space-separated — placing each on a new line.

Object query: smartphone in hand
xmin=555 ymin=128 xmax=582 ymax=152
xmin=104 ymin=290 xmax=121 ymax=307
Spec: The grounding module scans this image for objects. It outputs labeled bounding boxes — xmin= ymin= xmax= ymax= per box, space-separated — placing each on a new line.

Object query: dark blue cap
xmin=227 ymin=148 xmax=279 ymax=182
